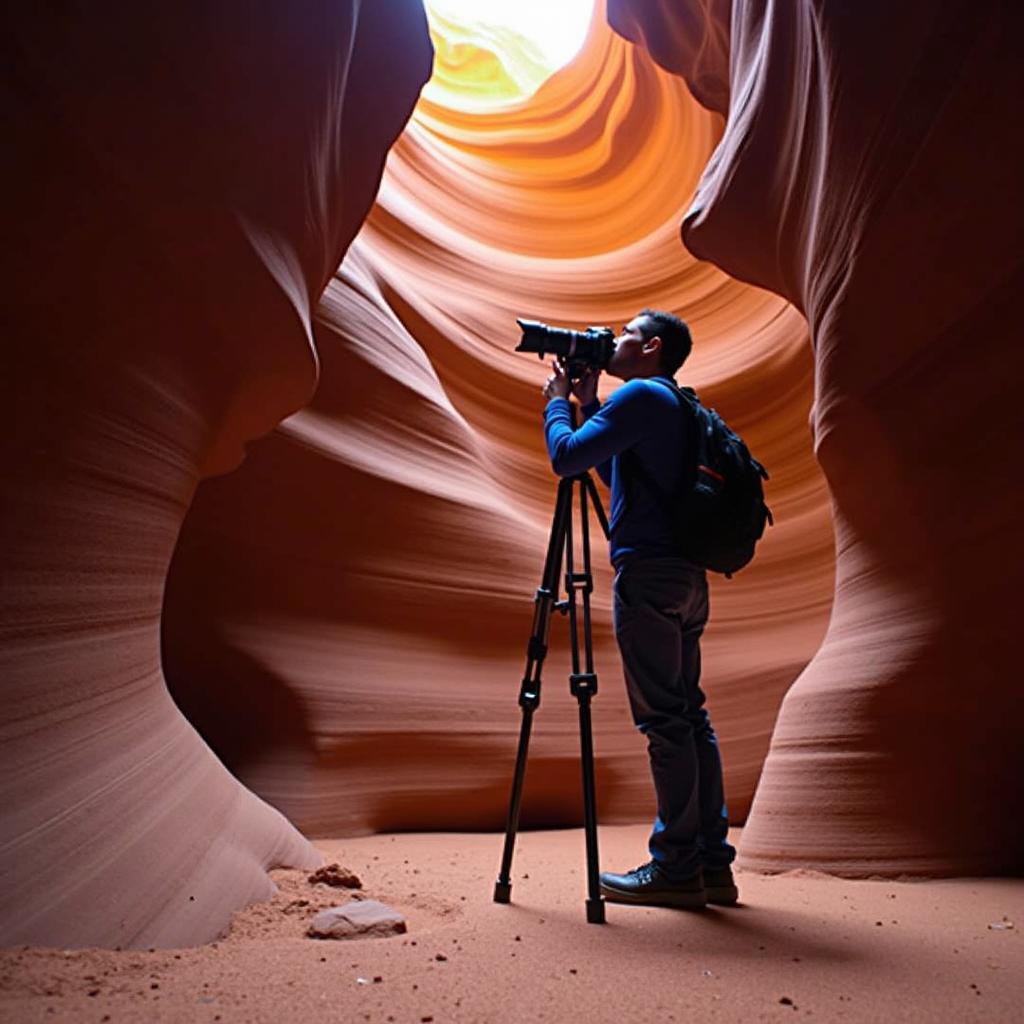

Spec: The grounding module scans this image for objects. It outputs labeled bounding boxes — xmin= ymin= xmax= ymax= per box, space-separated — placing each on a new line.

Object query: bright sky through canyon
xmin=423 ymin=0 xmax=595 ymax=107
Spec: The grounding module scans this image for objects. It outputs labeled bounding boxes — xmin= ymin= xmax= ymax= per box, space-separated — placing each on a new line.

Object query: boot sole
xmin=600 ymin=883 xmax=707 ymax=909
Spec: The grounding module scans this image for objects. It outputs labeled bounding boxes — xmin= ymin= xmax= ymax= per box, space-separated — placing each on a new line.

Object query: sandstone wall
xmin=1 ymin=2 xmax=432 ymax=947
xmin=610 ymin=0 xmax=1024 ymax=874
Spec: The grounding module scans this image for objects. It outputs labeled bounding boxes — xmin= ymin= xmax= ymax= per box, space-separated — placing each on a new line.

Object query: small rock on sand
xmin=308 ymin=863 xmax=363 ymax=889
xmin=307 ymin=901 xmax=406 ymax=940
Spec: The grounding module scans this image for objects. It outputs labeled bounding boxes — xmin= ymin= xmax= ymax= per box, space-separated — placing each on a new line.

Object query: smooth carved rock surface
xmin=308 ymin=901 xmax=407 ymax=940
xmin=163 ymin=4 xmax=834 ymax=836
xmin=610 ymin=0 xmax=1024 ymax=874
xmin=1 ymin=2 xmax=432 ymax=948
xmin=608 ymin=0 xmax=731 ymax=114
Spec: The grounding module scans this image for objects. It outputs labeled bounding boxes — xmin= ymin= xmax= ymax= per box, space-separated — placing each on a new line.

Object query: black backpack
xmin=628 ymin=381 xmax=773 ymax=577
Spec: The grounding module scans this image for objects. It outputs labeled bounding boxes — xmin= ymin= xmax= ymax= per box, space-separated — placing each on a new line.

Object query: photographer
xmin=541 ymin=309 xmax=738 ymax=909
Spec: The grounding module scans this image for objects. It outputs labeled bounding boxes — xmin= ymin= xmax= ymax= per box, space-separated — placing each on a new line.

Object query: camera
xmin=516 ymin=319 xmax=615 ymax=379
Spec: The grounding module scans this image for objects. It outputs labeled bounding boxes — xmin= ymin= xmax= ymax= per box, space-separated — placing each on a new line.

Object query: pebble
xmin=308 ymin=863 xmax=363 ymax=889
xmin=307 ymin=901 xmax=406 ymax=940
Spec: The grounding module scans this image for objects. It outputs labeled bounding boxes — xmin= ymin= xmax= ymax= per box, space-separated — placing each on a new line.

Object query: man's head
xmin=606 ymin=309 xmax=692 ymax=380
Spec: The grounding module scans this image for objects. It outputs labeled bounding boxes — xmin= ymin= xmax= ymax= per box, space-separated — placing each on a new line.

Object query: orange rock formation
xmin=2 ymin=3 xmax=432 ymax=947
xmin=611 ymin=0 xmax=1024 ymax=874
xmin=9 ymin=0 xmax=1007 ymax=957
xmin=164 ymin=3 xmax=832 ymax=841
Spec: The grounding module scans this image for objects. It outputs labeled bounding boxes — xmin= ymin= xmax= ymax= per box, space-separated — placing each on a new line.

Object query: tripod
xmin=492 ymin=443 xmax=610 ymax=924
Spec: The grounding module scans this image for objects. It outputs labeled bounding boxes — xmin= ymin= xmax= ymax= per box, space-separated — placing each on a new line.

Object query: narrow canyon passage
xmin=3 ymin=0 xmax=1022 ymax=959
xmin=162 ymin=0 xmax=833 ymax=846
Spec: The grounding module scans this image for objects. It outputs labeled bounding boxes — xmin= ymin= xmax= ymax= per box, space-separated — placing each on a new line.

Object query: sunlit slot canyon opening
xmin=3 ymin=1 xmax=1023 ymax=1019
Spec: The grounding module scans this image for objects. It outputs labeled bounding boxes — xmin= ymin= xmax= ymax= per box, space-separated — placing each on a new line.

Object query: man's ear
xmin=642 ymin=335 xmax=662 ymax=357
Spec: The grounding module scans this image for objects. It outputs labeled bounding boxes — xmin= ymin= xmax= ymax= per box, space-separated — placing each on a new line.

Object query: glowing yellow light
xmin=422 ymin=0 xmax=596 ymax=109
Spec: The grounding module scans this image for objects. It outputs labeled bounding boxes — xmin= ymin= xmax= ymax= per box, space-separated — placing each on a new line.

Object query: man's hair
xmin=638 ymin=309 xmax=692 ymax=376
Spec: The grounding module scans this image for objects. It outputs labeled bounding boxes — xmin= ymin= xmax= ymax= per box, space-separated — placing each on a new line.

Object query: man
xmin=542 ymin=309 xmax=738 ymax=909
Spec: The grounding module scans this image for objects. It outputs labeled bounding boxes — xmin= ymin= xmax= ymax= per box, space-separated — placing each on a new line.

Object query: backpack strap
xmin=621 ymin=379 xmax=700 ymax=506
xmin=654 ymin=380 xmax=710 ymax=487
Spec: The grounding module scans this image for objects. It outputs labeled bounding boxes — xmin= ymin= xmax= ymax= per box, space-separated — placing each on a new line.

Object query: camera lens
xmin=515 ymin=319 xmax=614 ymax=375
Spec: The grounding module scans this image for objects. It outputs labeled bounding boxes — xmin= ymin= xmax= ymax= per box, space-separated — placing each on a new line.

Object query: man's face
xmin=607 ymin=315 xmax=660 ymax=380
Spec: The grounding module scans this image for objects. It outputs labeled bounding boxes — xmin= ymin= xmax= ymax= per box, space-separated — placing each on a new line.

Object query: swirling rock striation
xmin=611 ymin=0 xmax=1024 ymax=874
xmin=1 ymin=2 xmax=432 ymax=947
xmin=164 ymin=3 xmax=833 ymax=836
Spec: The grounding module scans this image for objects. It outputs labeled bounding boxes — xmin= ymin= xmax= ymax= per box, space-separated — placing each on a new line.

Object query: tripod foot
xmin=493 ymin=879 xmax=512 ymax=904
xmin=586 ymin=897 xmax=605 ymax=924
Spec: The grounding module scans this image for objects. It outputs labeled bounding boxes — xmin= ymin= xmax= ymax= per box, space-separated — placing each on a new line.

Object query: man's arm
xmin=544 ymin=382 xmax=650 ymax=478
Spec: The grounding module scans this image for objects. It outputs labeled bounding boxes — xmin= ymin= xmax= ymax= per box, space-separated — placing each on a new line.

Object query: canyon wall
xmin=163 ymin=4 xmax=833 ymax=838
xmin=8 ymin=0 xmax=978 ymax=958
xmin=1 ymin=2 xmax=432 ymax=947
xmin=610 ymin=0 xmax=1024 ymax=874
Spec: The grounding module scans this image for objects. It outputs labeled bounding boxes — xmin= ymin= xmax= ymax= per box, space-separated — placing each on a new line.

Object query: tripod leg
xmin=493 ymin=704 xmax=534 ymax=904
xmin=577 ymin=690 xmax=605 ymax=923
xmin=583 ymin=473 xmax=610 ymax=540
xmin=494 ymin=477 xmax=573 ymax=904
xmin=565 ymin=476 xmax=605 ymax=923
xmin=578 ymin=478 xmax=605 ymax=922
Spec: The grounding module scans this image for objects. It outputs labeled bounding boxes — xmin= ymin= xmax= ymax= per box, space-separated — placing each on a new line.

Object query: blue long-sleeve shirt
xmin=544 ymin=375 xmax=692 ymax=568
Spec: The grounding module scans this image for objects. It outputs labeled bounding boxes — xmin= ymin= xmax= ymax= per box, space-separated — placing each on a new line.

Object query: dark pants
xmin=613 ymin=556 xmax=735 ymax=879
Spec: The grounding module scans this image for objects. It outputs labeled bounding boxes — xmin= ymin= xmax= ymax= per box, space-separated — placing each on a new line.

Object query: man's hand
xmin=543 ymin=361 xmax=602 ymax=404
xmin=572 ymin=367 xmax=601 ymax=407
xmin=543 ymin=359 xmax=571 ymax=401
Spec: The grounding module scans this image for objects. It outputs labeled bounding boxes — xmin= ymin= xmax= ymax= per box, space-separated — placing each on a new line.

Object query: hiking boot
xmin=702 ymin=865 xmax=739 ymax=906
xmin=599 ymin=861 xmax=706 ymax=908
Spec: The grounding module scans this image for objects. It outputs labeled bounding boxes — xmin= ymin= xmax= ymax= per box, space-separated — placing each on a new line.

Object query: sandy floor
xmin=1 ymin=826 xmax=1021 ymax=1023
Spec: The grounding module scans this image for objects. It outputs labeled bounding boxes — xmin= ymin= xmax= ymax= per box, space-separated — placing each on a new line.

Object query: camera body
xmin=516 ymin=319 xmax=615 ymax=380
